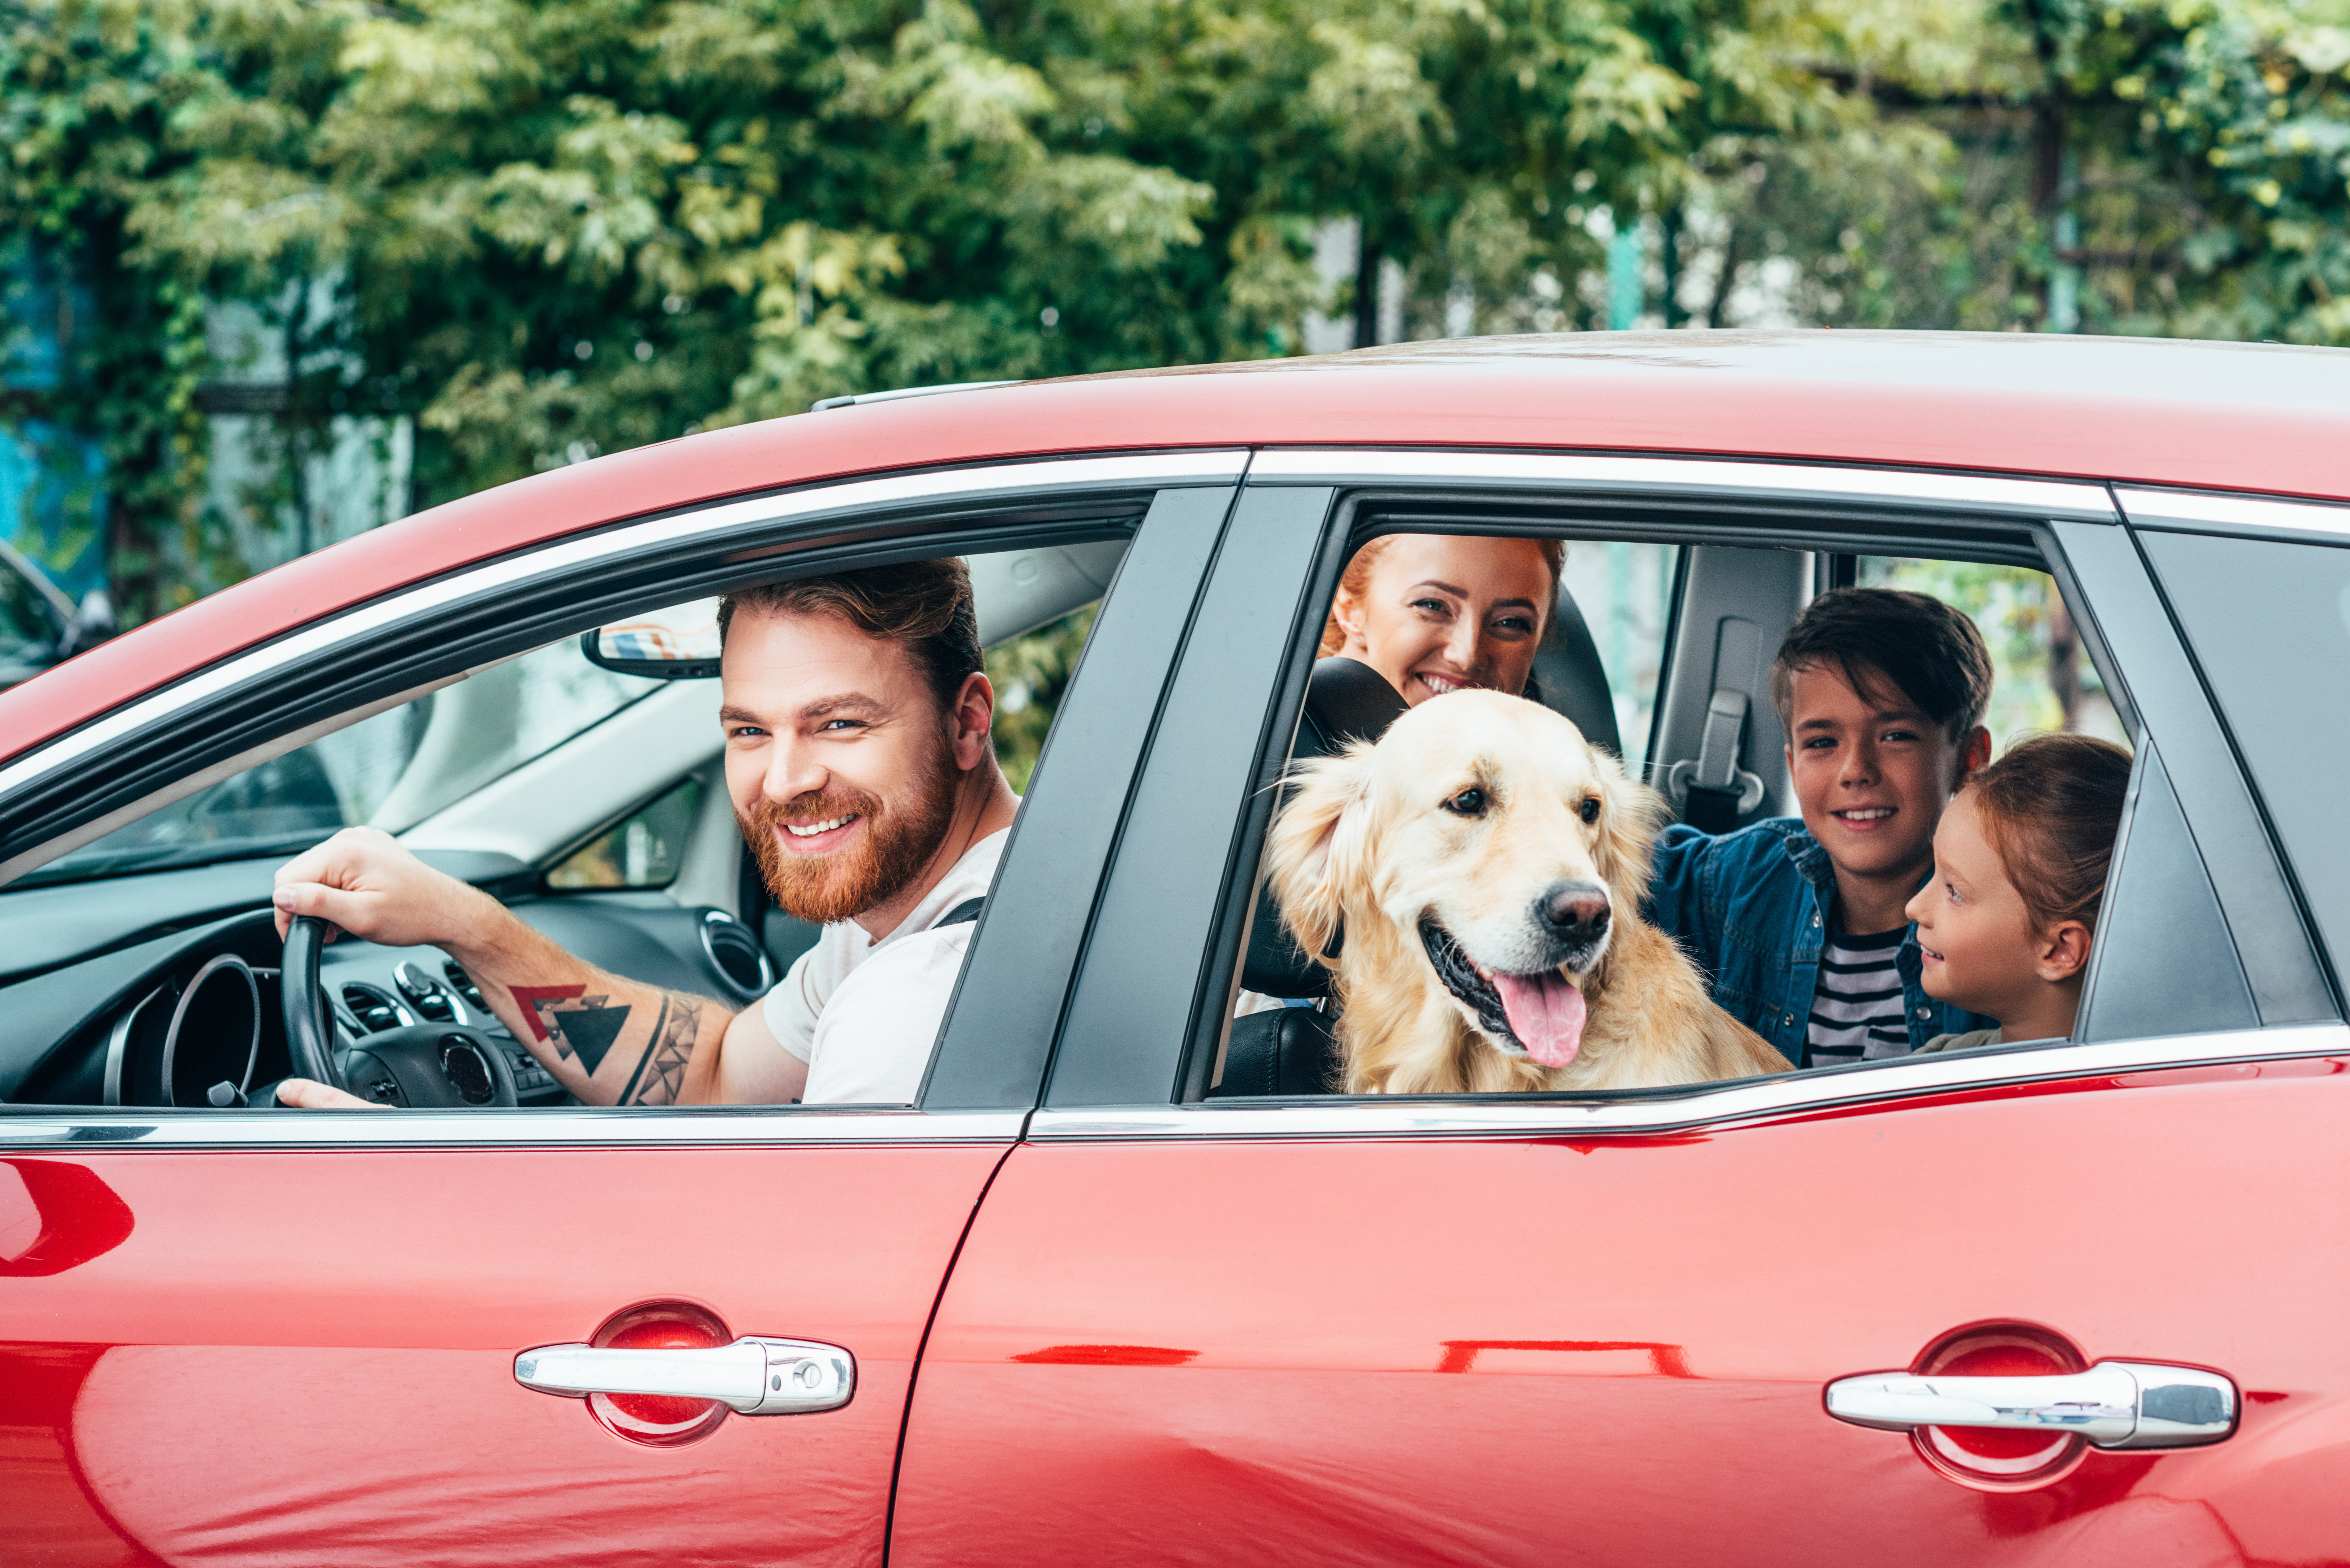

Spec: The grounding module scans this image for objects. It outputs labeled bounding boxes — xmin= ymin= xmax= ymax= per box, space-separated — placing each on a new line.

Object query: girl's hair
xmin=1966 ymin=733 xmax=2134 ymax=935
xmin=1318 ymin=534 xmax=1566 ymax=657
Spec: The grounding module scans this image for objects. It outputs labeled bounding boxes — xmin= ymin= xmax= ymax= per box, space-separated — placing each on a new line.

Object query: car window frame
xmin=0 ymin=453 xmax=1247 ymax=1149
xmin=1032 ymin=448 xmax=2349 ymax=1142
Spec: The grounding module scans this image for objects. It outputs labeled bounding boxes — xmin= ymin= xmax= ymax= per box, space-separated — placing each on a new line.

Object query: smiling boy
xmin=1646 ymin=588 xmax=1998 ymax=1068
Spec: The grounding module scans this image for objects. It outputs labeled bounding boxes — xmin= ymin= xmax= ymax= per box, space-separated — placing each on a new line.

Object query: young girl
xmin=1905 ymin=732 xmax=2134 ymax=1050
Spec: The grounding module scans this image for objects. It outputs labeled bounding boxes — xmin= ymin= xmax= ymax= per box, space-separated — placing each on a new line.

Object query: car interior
xmin=0 ymin=540 xmax=1127 ymax=1112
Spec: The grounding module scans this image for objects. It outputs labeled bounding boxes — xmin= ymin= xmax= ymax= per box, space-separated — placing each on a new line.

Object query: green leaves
xmin=13 ymin=0 xmax=2344 ymax=627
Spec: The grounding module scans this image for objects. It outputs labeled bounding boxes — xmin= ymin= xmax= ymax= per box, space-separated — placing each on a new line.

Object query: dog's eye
xmin=1579 ymin=797 xmax=1601 ymax=824
xmin=1443 ymin=787 xmax=1488 ymax=817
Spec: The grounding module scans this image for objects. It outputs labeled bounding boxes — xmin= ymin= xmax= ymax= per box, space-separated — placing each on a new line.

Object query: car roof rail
xmin=810 ymin=380 xmax=1022 ymax=413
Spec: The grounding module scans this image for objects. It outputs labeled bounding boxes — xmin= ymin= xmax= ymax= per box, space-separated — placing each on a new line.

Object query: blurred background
xmin=3 ymin=0 xmax=2331 ymax=776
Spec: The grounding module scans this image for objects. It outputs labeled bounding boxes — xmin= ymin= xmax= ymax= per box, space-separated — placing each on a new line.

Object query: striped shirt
xmin=1806 ymin=922 xmax=1912 ymax=1067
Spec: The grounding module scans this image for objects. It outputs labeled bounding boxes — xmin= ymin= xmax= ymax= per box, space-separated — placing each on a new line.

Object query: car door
xmin=0 ymin=458 xmax=1244 ymax=1566
xmin=888 ymin=453 xmax=2350 ymax=1565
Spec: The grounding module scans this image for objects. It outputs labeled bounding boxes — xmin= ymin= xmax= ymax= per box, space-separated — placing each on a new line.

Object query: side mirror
xmin=59 ymin=590 xmax=116 ymax=658
xmin=580 ymin=598 xmax=722 ymax=678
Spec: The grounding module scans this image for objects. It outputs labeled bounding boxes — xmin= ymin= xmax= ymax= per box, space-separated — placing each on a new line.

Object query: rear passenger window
xmin=2138 ymin=531 xmax=2350 ymax=972
xmin=1211 ymin=527 xmax=2155 ymax=1101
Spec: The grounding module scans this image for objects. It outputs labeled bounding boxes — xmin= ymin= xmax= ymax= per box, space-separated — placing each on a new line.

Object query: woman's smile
xmin=1413 ymin=669 xmax=1481 ymax=698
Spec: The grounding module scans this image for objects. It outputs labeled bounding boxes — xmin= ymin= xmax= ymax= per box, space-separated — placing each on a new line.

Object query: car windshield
xmin=19 ymin=638 xmax=661 ymax=886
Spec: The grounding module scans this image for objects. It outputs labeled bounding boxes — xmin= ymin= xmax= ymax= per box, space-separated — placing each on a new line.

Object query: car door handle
xmin=1826 ymin=1361 xmax=2235 ymax=1449
xmin=514 ymin=1336 xmax=853 ymax=1414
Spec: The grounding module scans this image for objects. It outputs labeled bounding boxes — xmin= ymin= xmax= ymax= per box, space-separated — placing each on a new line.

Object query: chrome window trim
xmin=0 ymin=449 xmax=1249 ymax=804
xmin=1033 ymin=1023 xmax=2347 ymax=1140
xmin=2114 ymin=486 xmax=2350 ymax=544
xmin=1247 ymin=449 xmax=2117 ymax=519
xmin=0 ymin=1107 xmax=1027 ymax=1149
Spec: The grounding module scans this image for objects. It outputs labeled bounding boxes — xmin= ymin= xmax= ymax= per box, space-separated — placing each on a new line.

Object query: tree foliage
xmin=4 ymin=0 xmax=2346 ymax=622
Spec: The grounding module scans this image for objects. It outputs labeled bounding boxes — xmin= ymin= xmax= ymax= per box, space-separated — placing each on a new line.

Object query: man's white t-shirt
xmin=761 ymin=829 xmax=1008 ymax=1104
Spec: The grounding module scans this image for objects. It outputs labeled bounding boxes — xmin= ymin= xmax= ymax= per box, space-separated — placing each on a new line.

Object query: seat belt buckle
xmin=1666 ymin=688 xmax=1767 ymax=830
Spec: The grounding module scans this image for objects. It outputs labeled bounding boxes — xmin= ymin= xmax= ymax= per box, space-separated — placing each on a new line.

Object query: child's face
xmin=1904 ymin=790 xmax=2046 ymax=1018
xmin=1783 ymin=661 xmax=1977 ymax=890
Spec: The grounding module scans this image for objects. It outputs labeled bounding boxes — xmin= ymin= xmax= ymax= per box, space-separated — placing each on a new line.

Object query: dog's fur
xmin=1267 ymin=690 xmax=1789 ymax=1094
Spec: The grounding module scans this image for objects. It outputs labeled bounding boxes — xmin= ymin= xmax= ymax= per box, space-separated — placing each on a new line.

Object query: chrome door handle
xmin=1826 ymin=1361 xmax=2235 ymax=1449
xmin=514 ymin=1336 xmax=853 ymax=1414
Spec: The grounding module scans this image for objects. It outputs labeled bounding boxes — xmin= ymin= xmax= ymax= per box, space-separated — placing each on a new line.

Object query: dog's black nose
xmin=1537 ymin=881 xmax=1611 ymax=943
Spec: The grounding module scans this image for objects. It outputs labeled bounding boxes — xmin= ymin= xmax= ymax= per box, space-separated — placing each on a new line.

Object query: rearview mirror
xmin=580 ymin=598 xmax=722 ymax=678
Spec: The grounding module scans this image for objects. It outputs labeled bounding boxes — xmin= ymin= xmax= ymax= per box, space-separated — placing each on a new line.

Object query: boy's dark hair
xmin=1770 ymin=587 xmax=1993 ymax=743
xmin=717 ymin=558 xmax=982 ymax=714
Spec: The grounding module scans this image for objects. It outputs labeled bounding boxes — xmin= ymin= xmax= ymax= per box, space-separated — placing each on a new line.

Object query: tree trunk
xmin=1661 ymin=207 xmax=1685 ymax=329
xmin=1354 ymin=221 xmax=1380 ymax=349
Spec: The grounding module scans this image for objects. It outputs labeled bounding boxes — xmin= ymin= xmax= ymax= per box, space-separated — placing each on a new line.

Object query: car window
xmin=1209 ymin=528 xmax=2157 ymax=1100
xmin=547 ymin=777 xmax=704 ymax=891
xmin=2138 ymin=530 xmax=2350 ymax=974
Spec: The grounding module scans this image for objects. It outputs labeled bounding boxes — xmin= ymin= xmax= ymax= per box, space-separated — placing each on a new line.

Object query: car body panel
xmin=895 ymin=1056 xmax=2350 ymax=1566
xmin=9 ymin=331 xmax=2350 ymax=772
xmin=1 ymin=1141 xmax=1007 ymax=1566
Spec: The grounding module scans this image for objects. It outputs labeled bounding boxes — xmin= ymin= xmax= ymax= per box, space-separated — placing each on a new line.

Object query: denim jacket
xmin=1643 ymin=818 xmax=1995 ymax=1068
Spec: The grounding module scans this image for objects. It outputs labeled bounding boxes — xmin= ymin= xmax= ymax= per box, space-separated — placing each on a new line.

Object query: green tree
xmin=7 ymin=0 xmax=1892 ymax=624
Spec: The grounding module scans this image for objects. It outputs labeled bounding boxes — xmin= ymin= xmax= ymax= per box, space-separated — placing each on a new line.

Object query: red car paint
xmin=893 ymin=1061 xmax=2350 ymax=1565
xmin=7 ymin=332 xmax=2350 ymax=764
xmin=2 ymin=1145 xmax=1005 ymax=1567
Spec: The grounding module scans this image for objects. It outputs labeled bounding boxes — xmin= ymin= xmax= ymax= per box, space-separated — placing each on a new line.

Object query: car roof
xmin=6 ymin=328 xmax=2346 ymax=766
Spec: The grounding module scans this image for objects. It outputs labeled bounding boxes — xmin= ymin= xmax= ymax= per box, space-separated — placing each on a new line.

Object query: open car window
xmin=5 ymin=530 xmax=1139 ymax=1114
xmin=1204 ymin=526 xmax=2149 ymax=1101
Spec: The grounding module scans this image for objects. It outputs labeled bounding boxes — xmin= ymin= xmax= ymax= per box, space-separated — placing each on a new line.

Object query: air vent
xmin=342 ymin=984 xmax=407 ymax=1033
xmin=700 ymin=911 xmax=775 ymax=999
xmin=442 ymin=961 xmax=489 ymax=1011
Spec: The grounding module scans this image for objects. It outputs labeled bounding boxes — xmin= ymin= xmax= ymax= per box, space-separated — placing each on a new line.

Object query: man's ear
xmin=1955 ymin=724 xmax=1993 ymax=785
xmin=949 ymin=671 xmax=996 ymax=771
xmin=1265 ymin=744 xmax=1377 ymax=965
xmin=2036 ymin=919 xmax=2094 ymax=984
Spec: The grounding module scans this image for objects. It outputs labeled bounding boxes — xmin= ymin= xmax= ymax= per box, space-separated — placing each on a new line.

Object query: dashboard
xmin=0 ymin=851 xmax=782 ymax=1109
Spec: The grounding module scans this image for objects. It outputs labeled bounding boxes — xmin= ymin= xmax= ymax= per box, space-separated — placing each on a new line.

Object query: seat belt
xmin=932 ymin=897 xmax=985 ymax=929
xmin=1666 ymin=689 xmax=1767 ymax=834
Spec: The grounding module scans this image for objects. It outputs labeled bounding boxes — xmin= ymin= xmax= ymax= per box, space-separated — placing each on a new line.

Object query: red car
xmin=2 ymin=331 xmax=2345 ymax=1564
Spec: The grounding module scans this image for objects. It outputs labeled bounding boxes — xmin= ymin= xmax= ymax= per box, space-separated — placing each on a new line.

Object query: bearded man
xmin=268 ymin=558 xmax=1018 ymax=1107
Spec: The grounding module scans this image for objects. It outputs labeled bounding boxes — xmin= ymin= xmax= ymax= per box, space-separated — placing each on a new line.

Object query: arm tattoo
xmin=618 ymin=995 xmax=703 ymax=1106
xmin=512 ymin=985 xmax=633 ymax=1074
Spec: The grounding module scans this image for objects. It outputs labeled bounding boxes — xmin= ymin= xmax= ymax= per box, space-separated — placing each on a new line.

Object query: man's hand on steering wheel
xmin=271 ymin=827 xmax=498 ymax=949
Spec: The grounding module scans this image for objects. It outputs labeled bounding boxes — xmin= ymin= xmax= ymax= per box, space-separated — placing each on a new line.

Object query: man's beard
xmin=739 ymin=752 xmax=959 ymax=926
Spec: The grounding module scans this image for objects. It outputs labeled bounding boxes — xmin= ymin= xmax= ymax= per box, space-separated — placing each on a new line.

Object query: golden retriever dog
xmin=1266 ymin=690 xmax=1789 ymax=1094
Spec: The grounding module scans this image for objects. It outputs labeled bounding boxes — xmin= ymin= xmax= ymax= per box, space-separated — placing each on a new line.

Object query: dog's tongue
xmin=1492 ymin=970 xmax=1588 ymax=1068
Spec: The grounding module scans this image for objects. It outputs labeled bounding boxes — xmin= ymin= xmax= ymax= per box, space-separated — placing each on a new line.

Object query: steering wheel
xmin=279 ymin=915 xmax=519 ymax=1108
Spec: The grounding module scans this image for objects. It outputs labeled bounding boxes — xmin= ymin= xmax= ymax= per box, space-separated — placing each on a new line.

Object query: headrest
xmin=1241 ymin=659 xmax=1408 ymax=998
xmin=1293 ymin=655 xmax=1410 ymax=759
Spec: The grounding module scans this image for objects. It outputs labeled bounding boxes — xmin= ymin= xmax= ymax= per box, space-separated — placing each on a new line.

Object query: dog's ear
xmin=1265 ymin=742 xmax=1378 ymax=966
xmin=1592 ymin=745 xmax=1669 ymax=910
